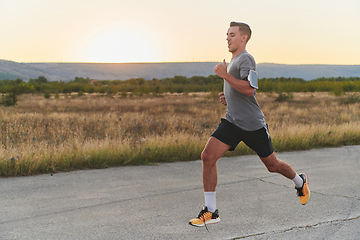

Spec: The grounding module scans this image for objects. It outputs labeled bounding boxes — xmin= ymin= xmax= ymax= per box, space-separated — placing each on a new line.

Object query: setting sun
xmin=1 ymin=0 xmax=359 ymax=64
xmin=80 ymin=23 xmax=163 ymax=63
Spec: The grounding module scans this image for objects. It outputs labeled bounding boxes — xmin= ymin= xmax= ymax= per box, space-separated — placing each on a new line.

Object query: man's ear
xmin=241 ymin=34 xmax=248 ymax=42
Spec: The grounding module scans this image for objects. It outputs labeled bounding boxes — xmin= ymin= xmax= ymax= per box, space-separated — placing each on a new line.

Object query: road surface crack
xmin=230 ymin=214 xmax=360 ymax=239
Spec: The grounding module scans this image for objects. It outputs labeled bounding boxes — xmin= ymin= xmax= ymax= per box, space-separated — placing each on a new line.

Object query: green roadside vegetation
xmin=1 ymin=75 xmax=360 ymax=102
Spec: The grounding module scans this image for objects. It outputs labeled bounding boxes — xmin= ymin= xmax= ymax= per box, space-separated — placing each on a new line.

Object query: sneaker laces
xmin=202 ymin=214 xmax=209 ymax=232
xmin=198 ymin=208 xmax=209 ymax=232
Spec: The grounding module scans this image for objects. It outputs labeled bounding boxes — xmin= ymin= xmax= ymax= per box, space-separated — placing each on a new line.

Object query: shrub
xmin=1 ymin=87 xmax=20 ymax=106
xmin=78 ymin=91 xmax=84 ymax=97
xmin=44 ymin=91 xmax=51 ymax=99
xmin=340 ymin=94 xmax=360 ymax=104
xmin=275 ymin=92 xmax=293 ymax=102
xmin=332 ymin=87 xmax=344 ymax=96
xmin=1 ymin=92 xmax=18 ymax=106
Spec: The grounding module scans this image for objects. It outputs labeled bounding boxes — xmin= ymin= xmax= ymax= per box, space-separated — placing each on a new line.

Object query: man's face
xmin=226 ymin=26 xmax=244 ymax=53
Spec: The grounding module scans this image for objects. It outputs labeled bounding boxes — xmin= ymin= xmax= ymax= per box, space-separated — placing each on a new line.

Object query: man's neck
xmin=231 ymin=45 xmax=246 ymax=59
xmin=232 ymin=48 xmax=246 ymax=59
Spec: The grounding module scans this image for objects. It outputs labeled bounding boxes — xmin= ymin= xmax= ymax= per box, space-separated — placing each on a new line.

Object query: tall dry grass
xmin=1 ymin=92 xmax=360 ymax=176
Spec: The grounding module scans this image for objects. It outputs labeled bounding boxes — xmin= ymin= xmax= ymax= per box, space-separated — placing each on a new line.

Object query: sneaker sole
xmin=301 ymin=173 xmax=310 ymax=205
xmin=189 ymin=218 xmax=220 ymax=227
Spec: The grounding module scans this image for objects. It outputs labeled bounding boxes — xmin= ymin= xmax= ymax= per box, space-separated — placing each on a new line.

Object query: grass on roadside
xmin=1 ymin=92 xmax=360 ymax=177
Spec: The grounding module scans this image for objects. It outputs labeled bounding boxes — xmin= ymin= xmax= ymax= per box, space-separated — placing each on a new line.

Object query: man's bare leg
xmin=189 ymin=137 xmax=230 ymax=226
xmin=259 ymin=152 xmax=296 ymax=179
xmin=201 ymin=137 xmax=231 ymax=192
xmin=260 ymin=151 xmax=310 ymax=204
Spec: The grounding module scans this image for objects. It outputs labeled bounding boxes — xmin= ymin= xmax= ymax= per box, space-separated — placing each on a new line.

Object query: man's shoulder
xmin=232 ymin=51 xmax=254 ymax=63
xmin=237 ymin=51 xmax=256 ymax=69
xmin=239 ymin=50 xmax=255 ymax=61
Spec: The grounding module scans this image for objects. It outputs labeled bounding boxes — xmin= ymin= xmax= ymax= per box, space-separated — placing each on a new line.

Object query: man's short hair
xmin=230 ymin=22 xmax=252 ymax=42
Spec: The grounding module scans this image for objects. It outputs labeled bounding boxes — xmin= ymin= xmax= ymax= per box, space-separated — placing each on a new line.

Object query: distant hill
xmin=257 ymin=63 xmax=360 ymax=80
xmin=1 ymin=59 xmax=360 ymax=81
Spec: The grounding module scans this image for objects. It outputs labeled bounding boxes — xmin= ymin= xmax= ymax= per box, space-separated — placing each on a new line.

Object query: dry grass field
xmin=1 ymin=92 xmax=360 ymax=176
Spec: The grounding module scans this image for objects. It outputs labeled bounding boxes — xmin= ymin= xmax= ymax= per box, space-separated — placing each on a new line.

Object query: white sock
xmin=292 ymin=173 xmax=304 ymax=188
xmin=204 ymin=191 xmax=216 ymax=213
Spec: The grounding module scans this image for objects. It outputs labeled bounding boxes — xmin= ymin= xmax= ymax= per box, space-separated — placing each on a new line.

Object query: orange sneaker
xmin=296 ymin=173 xmax=310 ymax=205
xmin=189 ymin=206 xmax=220 ymax=227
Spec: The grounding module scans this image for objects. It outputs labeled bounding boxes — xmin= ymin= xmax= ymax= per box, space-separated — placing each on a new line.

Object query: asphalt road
xmin=1 ymin=145 xmax=360 ymax=240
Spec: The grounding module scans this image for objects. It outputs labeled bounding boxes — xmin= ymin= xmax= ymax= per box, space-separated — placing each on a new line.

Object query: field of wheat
xmin=1 ymin=92 xmax=359 ymax=177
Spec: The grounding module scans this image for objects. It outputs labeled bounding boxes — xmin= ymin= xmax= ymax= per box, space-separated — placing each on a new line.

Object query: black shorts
xmin=211 ymin=118 xmax=274 ymax=158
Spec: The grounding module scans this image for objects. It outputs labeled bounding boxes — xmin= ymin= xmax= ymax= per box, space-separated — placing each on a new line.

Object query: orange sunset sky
xmin=1 ymin=0 xmax=359 ymax=64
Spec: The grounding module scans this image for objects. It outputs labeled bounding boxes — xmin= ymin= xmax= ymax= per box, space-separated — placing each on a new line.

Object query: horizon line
xmin=1 ymin=59 xmax=360 ymax=66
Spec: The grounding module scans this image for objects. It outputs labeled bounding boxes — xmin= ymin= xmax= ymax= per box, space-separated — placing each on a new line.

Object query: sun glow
xmin=81 ymin=23 xmax=162 ymax=63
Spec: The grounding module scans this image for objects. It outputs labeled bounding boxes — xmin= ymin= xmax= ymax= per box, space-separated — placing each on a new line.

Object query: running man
xmin=189 ymin=22 xmax=310 ymax=227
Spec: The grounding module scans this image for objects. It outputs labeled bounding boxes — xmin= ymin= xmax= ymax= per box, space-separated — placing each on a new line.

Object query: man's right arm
xmin=214 ymin=59 xmax=255 ymax=97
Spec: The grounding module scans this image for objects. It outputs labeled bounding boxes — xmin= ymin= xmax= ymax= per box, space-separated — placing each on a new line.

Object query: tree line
xmin=1 ymin=75 xmax=360 ymax=106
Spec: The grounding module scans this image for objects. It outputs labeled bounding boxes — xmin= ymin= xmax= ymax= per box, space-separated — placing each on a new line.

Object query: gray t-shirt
xmin=224 ymin=50 xmax=266 ymax=131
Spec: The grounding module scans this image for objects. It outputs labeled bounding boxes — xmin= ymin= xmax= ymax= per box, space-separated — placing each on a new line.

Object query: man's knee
xmin=201 ymin=149 xmax=217 ymax=167
xmin=261 ymin=154 xmax=281 ymax=173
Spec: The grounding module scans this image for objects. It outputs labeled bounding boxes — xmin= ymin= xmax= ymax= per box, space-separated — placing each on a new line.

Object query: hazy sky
xmin=1 ymin=0 xmax=359 ymax=64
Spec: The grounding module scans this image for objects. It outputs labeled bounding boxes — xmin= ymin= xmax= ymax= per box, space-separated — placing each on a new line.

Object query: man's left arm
xmin=213 ymin=59 xmax=255 ymax=97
